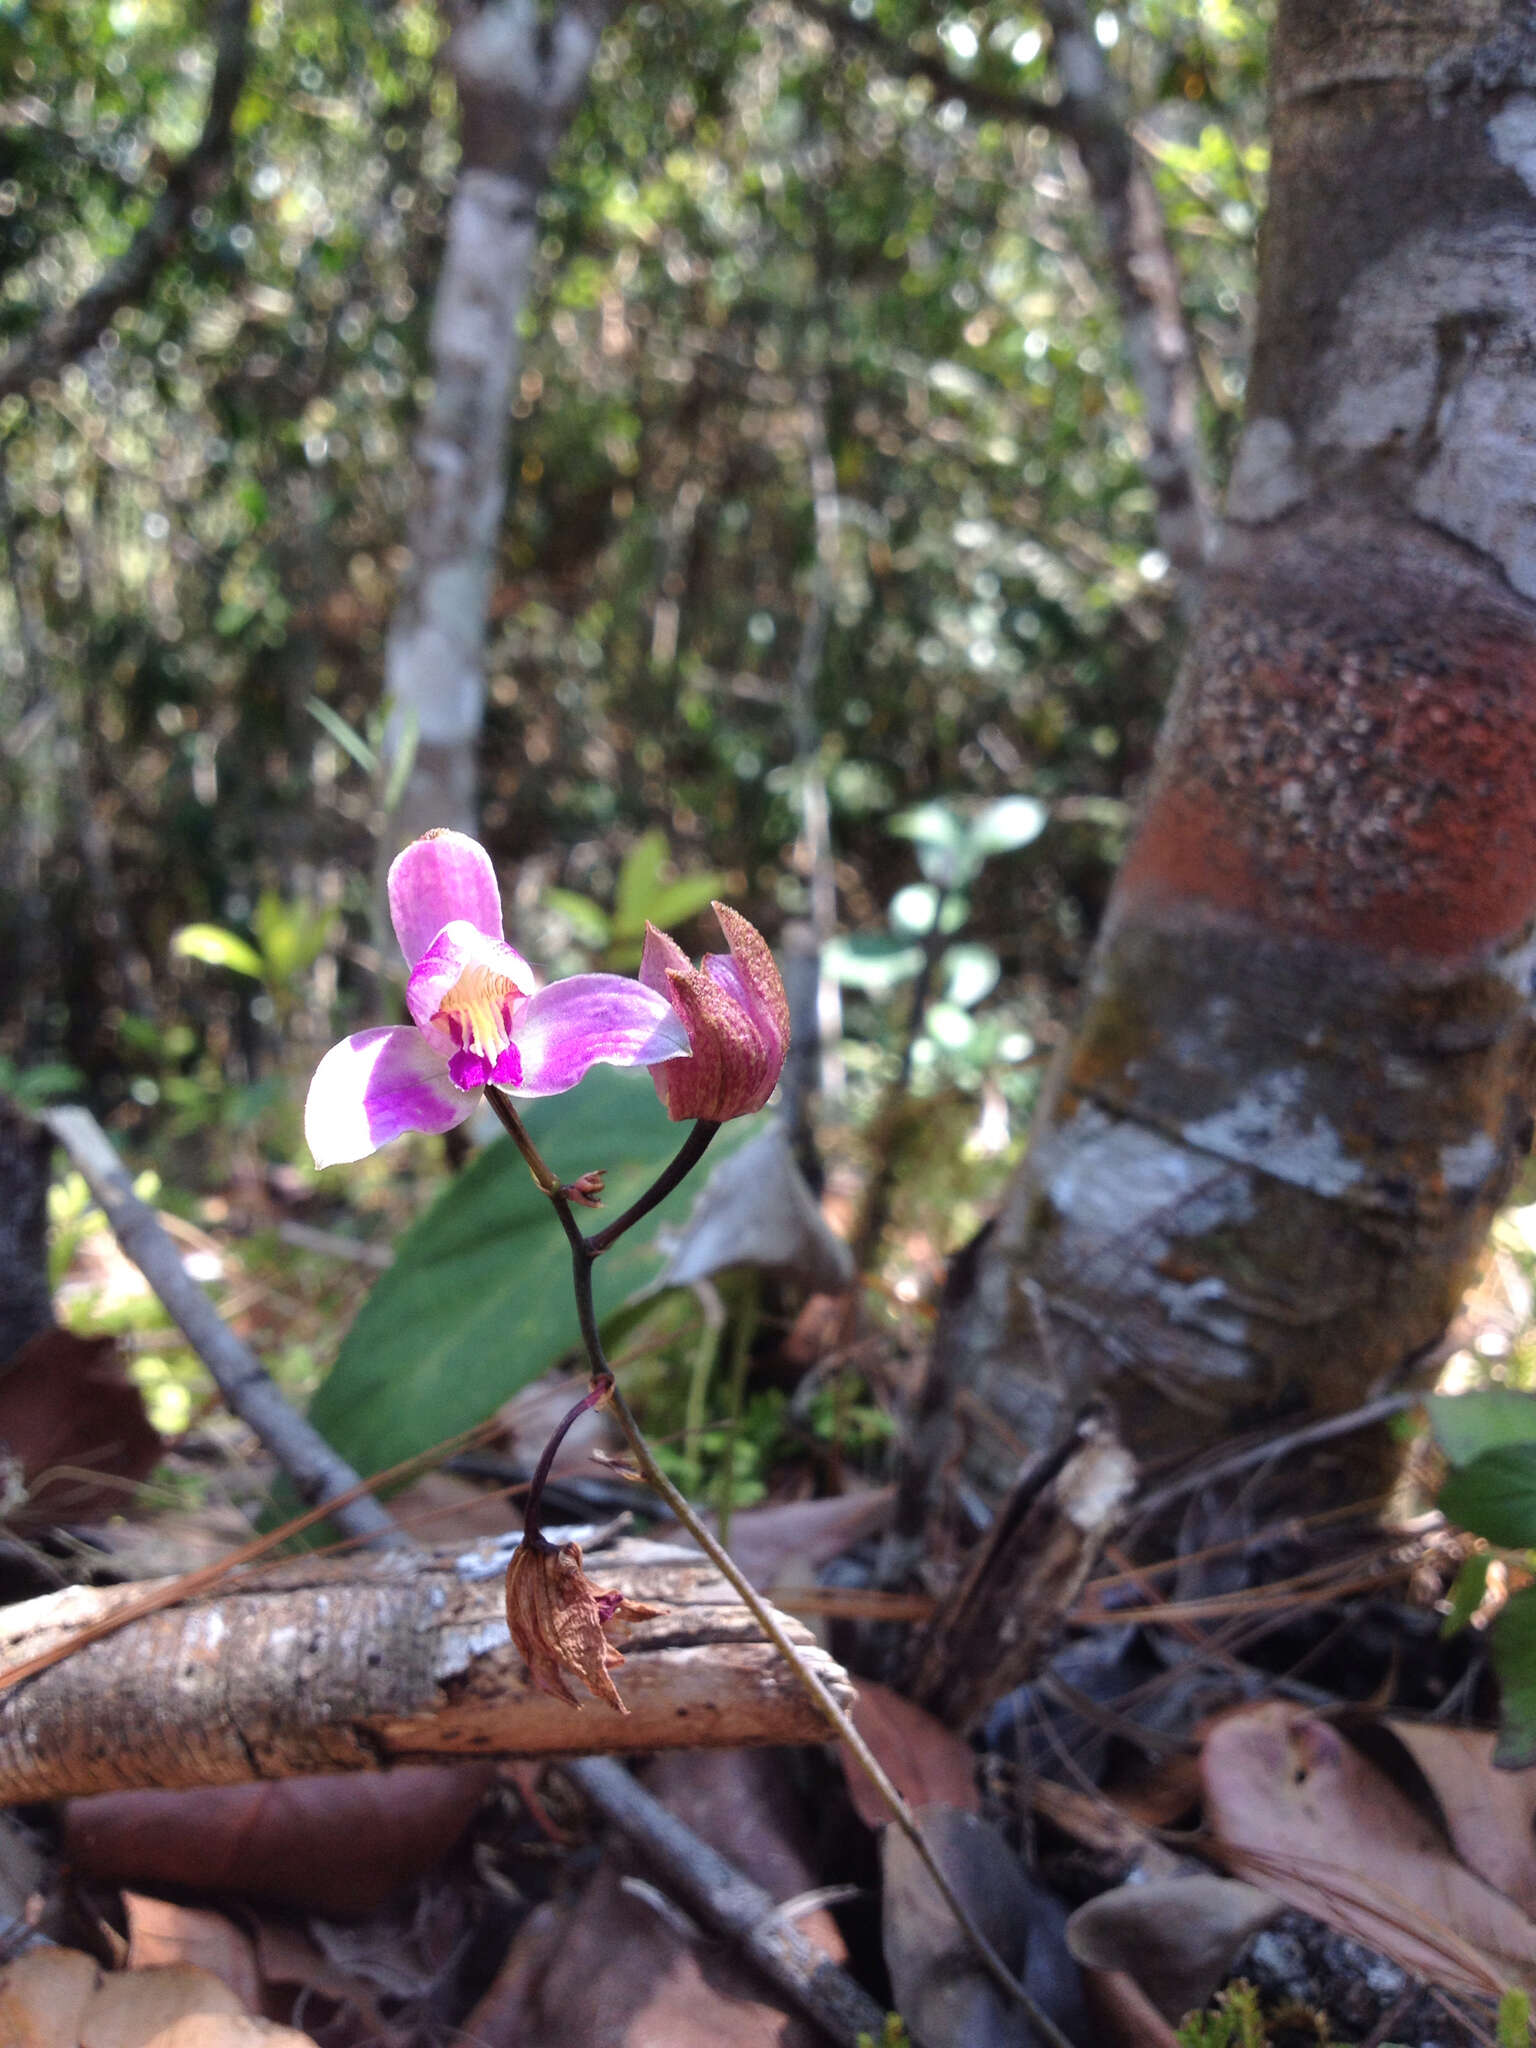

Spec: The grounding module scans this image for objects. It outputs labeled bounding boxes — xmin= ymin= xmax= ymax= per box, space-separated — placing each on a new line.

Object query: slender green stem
xmin=484 ymin=1085 xmax=1067 ymax=2042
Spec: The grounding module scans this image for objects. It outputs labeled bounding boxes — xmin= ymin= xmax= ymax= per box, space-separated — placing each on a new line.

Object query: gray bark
xmin=930 ymin=0 xmax=1536 ymax=1504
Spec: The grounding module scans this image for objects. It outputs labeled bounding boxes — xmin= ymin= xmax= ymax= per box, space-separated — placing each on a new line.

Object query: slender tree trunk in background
xmin=937 ymin=0 xmax=1536 ymax=1503
xmin=1039 ymin=0 xmax=1214 ymax=592
xmin=380 ymin=0 xmax=619 ymax=854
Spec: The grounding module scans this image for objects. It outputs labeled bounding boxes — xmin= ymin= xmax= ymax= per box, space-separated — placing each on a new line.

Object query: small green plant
xmin=1429 ymin=1389 xmax=1536 ymax=1766
xmin=171 ymin=887 xmax=337 ymax=1021
xmin=543 ymin=827 xmax=729 ymax=970
xmin=1176 ymin=1982 xmax=1270 ymax=2048
xmin=825 ymin=795 xmax=1047 ymax=1101
xmin=1500 ymin=1988 xmax=1533 ymax=2046
xmin=856 ymin=2018 xmax=911 ymax=2048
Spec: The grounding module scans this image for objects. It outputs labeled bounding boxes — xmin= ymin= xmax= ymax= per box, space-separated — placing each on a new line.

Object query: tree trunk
xmin=380 ymin=0 xmax=619 ymax=851
xmin=938 ymin=0 xmax=1536 ymax=1502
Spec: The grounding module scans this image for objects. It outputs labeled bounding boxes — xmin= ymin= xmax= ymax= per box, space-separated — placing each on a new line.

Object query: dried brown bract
xmin=505 ymin=1540 xmax=663 ymax=1713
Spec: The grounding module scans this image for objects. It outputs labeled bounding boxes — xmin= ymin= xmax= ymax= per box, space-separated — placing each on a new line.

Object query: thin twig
xmin=44 ymin=1106 xmax=401 ymax=1549
xmin=563 ymin=1754 xmax=887 ymax=2047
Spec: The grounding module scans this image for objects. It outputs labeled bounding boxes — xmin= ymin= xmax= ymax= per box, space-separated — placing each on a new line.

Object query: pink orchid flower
xmin=639 ymin=902 xmax=790 ymax=1123
xmin=306 ymin=830 xmax=689 ymax=1169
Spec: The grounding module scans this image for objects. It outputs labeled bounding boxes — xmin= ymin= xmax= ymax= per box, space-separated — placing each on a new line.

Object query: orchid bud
xmin=639 ymin=903 xmax=790 ymax=1123
xmin=504 ymin=1538 xmax=663 ymax=1713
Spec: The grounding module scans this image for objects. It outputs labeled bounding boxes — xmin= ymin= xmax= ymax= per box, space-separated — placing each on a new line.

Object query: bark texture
xmin=942 ymin=0 xmax=1536 ymax=1498
xmin=381 ymin=0 xmax=619 ymax=848
xmin=0 ymin=1537 xmax=854 ymax=1800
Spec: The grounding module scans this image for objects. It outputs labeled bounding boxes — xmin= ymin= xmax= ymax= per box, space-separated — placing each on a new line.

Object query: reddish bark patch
xmin=1119 ymin=627 xmax=1536 ymax=960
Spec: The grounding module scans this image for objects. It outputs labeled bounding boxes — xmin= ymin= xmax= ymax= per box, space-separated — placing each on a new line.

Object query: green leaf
xmin=613 ymin=828 xmax=670 ymax=935
xmin=639 ymin=871 xmax=730 ymax=935
xmin=170 ymin=925 xmax=265 ymax=980
xmin=824 ymin=933 xmax=925 ymax=992
xmin=543 ymin=889 xmax=612 ymax=949
xmin=305 ymin=695 xmax=379 ymax=775
xmin=888 ymin=802 xmax=979 ymax=888
xmin=968 ymin=795 xmax=1048 ymax=857
xmin=307 ymin=1069 xmax=752 ymax=1482
xmin=1439 ymin=1445 xmax=1536 ymax=1549
xmin=1428 ymin=1390 xmax=1536 ymax=1466
xmin=1498 ymin=1988 xmax=1532 ymax=2048
xmin=1492 ymin=1586 xmax=1536 ymax=1769
xmin=923 ymin=1000 xmax=975 ymax=1050
xmin=889 ymin=884 xmax=939 ymax=936
xmin=942 ymin=942 xmax=1000 ymax=1009
xmin=1441 ymin=1552 xmax=1493 ymax=1637
xmin=251 ymin=891 xmax=334 ymax=986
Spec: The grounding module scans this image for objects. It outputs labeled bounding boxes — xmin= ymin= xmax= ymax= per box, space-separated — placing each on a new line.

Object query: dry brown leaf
xmin=839 ymin=1679 xmax=979 ymax=1830
xmin=385 ymin=1470 xmax=518 ymax=1541
xmin=124 ymin=1897 xmax=261 ymax=2016
xmin=671 ymin=1487 xmax=894 ymax=1592
xmin=470 ymin=1751 xmax=843 ymax=2047
xmin=1201 ymin=1701 xmax=1536 ymax=1997
xmin=1384 ymin=1718 xmax=1536 ymax=1917
xmin=249 ymin=1921 xmax=388 ymax=2038
xmin=65 ymin=1764 xmax=495 ymax=1915
xmin=0 ymin=1328 xmax=160 ymax=1529
xmin=0 ymin=1946 xmax=101 ymax=2048
xmin=1065 ymin=1876 xmax=1280 ymax=2019
xmin=79 ymin=1961 xmax=246 ymax=2046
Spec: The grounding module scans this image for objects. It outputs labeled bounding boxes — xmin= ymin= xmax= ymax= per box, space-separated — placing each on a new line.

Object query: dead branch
xmin=0 ymin=1536 xmax=856 ymax=1801
xmin=44 ymin=1107 xmax=400 ymax=1549
xmin=0 ymin=0 xmax=252 ymax=401
xmin=906 ymin=1408 xmax=1136 ymax=1730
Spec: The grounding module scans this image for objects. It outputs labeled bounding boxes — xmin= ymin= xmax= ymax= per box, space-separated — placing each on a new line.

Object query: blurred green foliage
xmin=0 ymin=0 xmax=1269 ymax=1160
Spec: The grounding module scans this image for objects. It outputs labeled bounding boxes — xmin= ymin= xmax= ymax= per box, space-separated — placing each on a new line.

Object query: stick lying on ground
xmin=0 ymin=1535 xmax=853 ymax=1801
xmin=44 ymin=1105 xmax=400 ymax=1550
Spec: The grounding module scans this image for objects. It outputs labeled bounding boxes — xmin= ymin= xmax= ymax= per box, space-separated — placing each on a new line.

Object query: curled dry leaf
xmin=504 ymin=1539 xmax=663 ymax=1712
xmin=65 ymin=1764 xmax=496 ymax=1916
xmin=1200 ymin=1701 xmax=1536 ymax=1997
xmin=124 ymin=1896 xmax=260 ymax=2016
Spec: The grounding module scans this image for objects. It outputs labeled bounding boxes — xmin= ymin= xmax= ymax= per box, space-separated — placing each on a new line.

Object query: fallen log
xmin=0 ymin=1534 xmax=855 ymax=1801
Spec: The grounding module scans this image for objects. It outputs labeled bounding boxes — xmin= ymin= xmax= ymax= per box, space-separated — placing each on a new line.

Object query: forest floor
xmin=0 ymin=1119 xmax=1532 ymax=2048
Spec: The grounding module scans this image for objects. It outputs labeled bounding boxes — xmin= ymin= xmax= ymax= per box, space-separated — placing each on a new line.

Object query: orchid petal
xmin=305 ymin=1025 xmax=476 ymax=1169
xmin=508 ymin=975 xmax=689 ymax=1097
xmin=652 ymin=964 xmax=781 ymax=1119
xmin=406 ymin=920 xmax=538 ymax=1049
xmin=639 ymin=921 xmax=691 ymax=1002
xmin=711 ymin=902 xmax=791 ymax=1057
xmin=387 ymin=830 xmax=504 ymax=968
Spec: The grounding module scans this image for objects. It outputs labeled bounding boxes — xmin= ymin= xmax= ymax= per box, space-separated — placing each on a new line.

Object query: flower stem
xmin=519 ymin=1379 xmax=612 ymax=1551
xmin=584 ymin=1118 xmax=720 ymax=1254
xmin=481 ymin=1087 xmax=1063 ymax=2041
